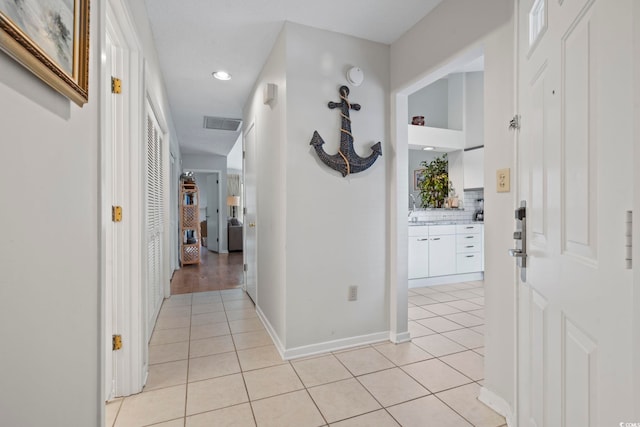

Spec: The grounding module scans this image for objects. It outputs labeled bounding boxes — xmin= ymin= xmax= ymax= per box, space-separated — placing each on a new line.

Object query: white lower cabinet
xmin=408 ymin=226 xmax=429 ymax=279
xmin=455 ymin=224 xmax=483 ymax=274
xmin=408 ymin=223 xmax=484 ymax=280
xmin=428 ymin=234 xmax=457 ymax=276
xmin=408 ymin=236 xmax=430 ymax=279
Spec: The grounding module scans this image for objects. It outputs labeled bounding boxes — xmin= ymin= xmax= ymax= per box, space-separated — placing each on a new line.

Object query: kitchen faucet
xmin=409 ymin=194 xmax=416 ymax=217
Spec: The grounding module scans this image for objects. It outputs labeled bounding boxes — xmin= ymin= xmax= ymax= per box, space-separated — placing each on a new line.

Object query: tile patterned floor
xmin=106 ymin=281 xmax=506 ymax=427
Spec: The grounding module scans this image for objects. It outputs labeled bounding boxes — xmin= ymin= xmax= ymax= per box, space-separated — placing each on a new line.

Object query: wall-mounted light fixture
xmin=263 ymin=83 xmax=277 ymax=105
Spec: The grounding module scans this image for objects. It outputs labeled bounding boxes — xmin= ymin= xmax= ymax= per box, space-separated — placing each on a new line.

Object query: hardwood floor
xmin=171 ymin=249 xmax=244 ymax=294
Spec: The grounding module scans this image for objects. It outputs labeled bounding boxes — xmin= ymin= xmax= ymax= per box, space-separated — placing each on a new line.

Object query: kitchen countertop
xmin=408 ymin=220 xmax=483 ymax=226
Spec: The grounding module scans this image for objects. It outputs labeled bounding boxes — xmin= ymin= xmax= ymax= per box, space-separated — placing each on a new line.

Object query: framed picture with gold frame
xmin=0 ymin=0 xmax=90 ymax=106
xmin=414 ymin=169 xmax=425 ymax=191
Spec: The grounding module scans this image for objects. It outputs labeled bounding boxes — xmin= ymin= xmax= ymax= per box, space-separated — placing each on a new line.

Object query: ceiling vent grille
xmin=203 ymin=116 xmax=242 ymax=132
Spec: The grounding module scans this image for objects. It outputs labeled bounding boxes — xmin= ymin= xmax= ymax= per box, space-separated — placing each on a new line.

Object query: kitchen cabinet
xmin=463 ymin=146 xmax=484 ymax=189
xmin=408 ymin=226 xmax=429 ymax=279
xmin=428 ymin=225 xmax=457 ymax=277
xmin=455 ymin=224 xmax=483 ymax=273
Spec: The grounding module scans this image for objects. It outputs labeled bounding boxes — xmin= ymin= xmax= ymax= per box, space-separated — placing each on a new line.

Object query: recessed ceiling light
xmin=423 ymin=146 xmax=435 ymax=151
xmin=213 ymin=71 xmax=231 ymax=81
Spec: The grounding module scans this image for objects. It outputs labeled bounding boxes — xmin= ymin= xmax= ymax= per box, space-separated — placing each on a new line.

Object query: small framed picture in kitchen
xmin=414 ymin=169 xmax=426 ymax=191
xmin=0 ymin=0 xmax=91 ymax=106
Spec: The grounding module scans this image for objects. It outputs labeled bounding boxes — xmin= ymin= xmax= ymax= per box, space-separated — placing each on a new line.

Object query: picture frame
xmin=414 ymin=169 xmax=425 ymax=191
xmin=0 ymin=0 xmax=90 ymax=106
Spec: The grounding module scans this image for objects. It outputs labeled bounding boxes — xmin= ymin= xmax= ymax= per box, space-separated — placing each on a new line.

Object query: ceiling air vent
xmin=203 ymin=116 xmax=242 ymax=132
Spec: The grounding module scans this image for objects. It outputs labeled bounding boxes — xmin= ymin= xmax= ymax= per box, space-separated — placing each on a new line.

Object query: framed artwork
xmin=0 ymin=0 xmax=90 ymax=106
xmin=414 ymin=169 xmax=425 ymax=191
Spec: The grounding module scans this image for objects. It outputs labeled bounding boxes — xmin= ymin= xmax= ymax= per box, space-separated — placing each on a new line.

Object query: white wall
xmin=448 ymin=73 xmax=464 ymax=130
xmin=0 ymin=7 xmax=101 ymax=427
xmin=481 ymin=14 xmax=516 ymax=417
xmin=390 ymin=0 xmax=515 ymax=418
xmin=408 ymin=78 xmax=449 ymax=128
xmin=182 ymin=154 xmax=228 ymax=252
xmin=245 ymin=23 xmax=390 ymax=353
xmin=284 ymin=23 xmax=389 ymax=350
xmin=465 ymin=71 xmax=484 ymax=148
xmin=243 ymin=28 xmax=288 ymax=345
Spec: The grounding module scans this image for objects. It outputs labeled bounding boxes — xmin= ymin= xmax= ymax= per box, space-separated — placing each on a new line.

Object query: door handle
xmin=508 ymin=249 xmax=525 ymax=258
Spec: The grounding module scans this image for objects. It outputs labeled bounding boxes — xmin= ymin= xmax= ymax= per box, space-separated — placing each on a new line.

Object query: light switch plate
xmin=497 ymin=168 xmax=510 ymax=192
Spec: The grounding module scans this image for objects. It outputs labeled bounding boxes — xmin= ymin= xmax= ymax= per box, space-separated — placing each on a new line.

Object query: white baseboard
xmin=256 ymin=308 xmax=390 ymax=361
xmin=282 ymin=331 xmax=389 ymax=360
xmin=409 ymin=272 xmax=484 ymax=288
xmin=390 ymin=331 xmax=411 ymax=344
xmin=478 ymin=387 xmax=515 ymax=427
xmin=255 ymin=306 xmax=286 ymax=359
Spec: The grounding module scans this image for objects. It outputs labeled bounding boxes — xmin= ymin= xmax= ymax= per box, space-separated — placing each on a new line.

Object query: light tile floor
xmin=106 ymin=281 xmax=506 ymax=427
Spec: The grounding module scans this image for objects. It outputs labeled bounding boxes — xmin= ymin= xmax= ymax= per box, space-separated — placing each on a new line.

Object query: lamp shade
xmin=227 ymin=196 xmax=240 ymax=207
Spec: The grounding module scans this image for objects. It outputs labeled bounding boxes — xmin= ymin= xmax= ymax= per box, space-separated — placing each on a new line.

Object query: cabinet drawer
xmin=408 ymin=225 xmax=429 ymax=237
xmin=456 ymin=233 xmax=482 ymax=245
xmin=457 ymin=253 xmax=483 ymax=273
xmin=457 ymin=242 xmax=482 ymax=253
xmin=429 ymin=225 xmax=456 ymax=236
xmin=456 ymin=224 xmax=483 ymax=233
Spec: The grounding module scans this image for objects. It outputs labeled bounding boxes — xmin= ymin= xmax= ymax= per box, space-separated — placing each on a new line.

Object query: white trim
xmin=256 ymin=306 xmax=389 ymax=360
xmin=256 ymin=305 xmax=285 ymax=358
xmin=186 ymin=168 xmax=226 ymax=254
xmin=102 ymin=0 xmax=146 ymax=398
xmin=479 ymin=387 xmax=516 ymax=427
xmin=390 ymin=331 xmax=411 ymax=344
xmin=283 ymin=332 xmax=390 ymax=360
xmin=409 ymin=272 xmax=484 ymax=288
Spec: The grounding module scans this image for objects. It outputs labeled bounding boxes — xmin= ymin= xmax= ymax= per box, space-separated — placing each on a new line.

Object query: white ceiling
xmin=144 ymin=0 xmax=443 ymax=159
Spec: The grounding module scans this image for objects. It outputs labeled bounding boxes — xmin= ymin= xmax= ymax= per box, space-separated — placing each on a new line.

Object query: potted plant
xmin=418 ymin=154 xmax=450 ymax=208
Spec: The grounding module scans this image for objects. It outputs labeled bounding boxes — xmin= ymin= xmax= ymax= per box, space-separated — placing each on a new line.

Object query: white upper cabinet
xmin=463 ymin=147 xmax=484 ymax=189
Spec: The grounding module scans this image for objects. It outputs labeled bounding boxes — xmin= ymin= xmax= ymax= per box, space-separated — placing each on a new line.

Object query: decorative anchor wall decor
xmin=310 ymin=85 xmax=382 ymax=177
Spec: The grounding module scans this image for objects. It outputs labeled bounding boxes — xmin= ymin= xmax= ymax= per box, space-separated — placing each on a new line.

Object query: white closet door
xmin=146 ymin=106 xmax=165 ymax=340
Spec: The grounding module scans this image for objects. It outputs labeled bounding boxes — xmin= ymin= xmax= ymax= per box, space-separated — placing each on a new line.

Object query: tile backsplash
xmin=409 ymin=189 xmax=484 ymax=222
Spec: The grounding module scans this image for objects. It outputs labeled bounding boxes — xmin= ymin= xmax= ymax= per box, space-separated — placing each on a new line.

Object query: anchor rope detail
xmin=337 ymin=150 xmax=350 ymax=176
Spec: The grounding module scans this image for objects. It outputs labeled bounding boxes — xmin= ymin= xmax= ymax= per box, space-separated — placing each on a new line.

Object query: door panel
xmin=517 ymin=0 xmax=634 ymax=425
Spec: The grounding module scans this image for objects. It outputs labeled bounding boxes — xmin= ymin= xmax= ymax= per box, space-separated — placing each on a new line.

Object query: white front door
xmin=516 ymin=0 xmax=634 ymax=425
xmin=244 ymin=123 xmax=257 ymax=303
xmin=206 ymin=174 xmax=220 ymax=252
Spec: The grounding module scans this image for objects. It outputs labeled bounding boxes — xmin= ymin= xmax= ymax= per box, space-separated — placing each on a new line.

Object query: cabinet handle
xmin=466 ymin=226 xmax=474 ymax=229
xmin=466 ymin=255 xmax=475 ymax=258
xmin=466 ymin=245 xmax=474 ymax=248
xmin=432 ymin=237 xmax=441 ymax=241
xmin=466 ymin=236 xmax=474 ymax=239
xmin=418 ymin=238 xmax=429 ymax=241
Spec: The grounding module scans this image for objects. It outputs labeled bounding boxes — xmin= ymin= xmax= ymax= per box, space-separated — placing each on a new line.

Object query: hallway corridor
xmin=171 ymin=250 xmax=244 ymax=294
xmin=106 ymin=281 xmax=505 ymax=426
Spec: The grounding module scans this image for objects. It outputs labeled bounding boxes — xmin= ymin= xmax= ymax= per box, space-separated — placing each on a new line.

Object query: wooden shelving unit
xmin=180 ymin=181 xmax=200 ymax=265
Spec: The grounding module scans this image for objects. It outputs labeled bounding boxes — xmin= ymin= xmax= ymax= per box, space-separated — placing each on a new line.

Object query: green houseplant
xmin=418 ymin=154 xmax=450 ymax=208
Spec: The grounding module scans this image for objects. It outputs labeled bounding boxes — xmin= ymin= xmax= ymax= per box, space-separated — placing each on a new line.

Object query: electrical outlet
xmin=348 ymin=286 xmax=358 ymax=301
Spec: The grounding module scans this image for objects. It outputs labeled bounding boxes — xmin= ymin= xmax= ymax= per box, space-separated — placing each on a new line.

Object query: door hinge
xmin=243 ymin=207 xmax=247 ymax=215
xmin=112 ymin=206 xmax=123 ymax=222
xmin=244 ymin=264 xmax=247 ymax=272
xmin=509 ymin=115 xmax=521 ymax=131
xmin=626 ymin=210 xmax=632 ymax=269
xmin=243 ymin=151 xmax=246 ymax=159
xmin=112 ymin=334 xmax=123 ymax=351
xmin=216 ymin=238 xmax=219 ymax=242
xmin=111 ymin=77 xmax=122 ymax=94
